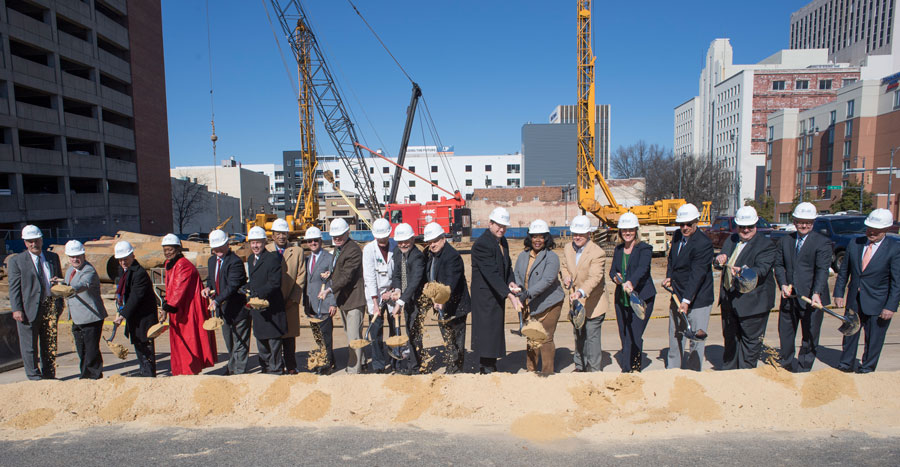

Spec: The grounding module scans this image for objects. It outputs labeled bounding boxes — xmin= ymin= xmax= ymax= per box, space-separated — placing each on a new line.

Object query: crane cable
xmin=206 ymin=0 xmax=221 ymax=223
xmin=346 ymin=0 xmax=413 ymax=84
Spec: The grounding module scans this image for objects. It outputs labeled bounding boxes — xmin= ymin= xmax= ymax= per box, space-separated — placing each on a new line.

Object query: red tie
xmin=68 ymin=268 xmax=76 ymax=283
xmin=310 ymin=253 xmax=316 ymax=274
xmin=862 ymin=244 xmax=874 ymax=271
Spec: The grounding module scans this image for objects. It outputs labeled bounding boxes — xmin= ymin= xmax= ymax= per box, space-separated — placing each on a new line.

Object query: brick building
xmin=0 ymin=0 xmax=171 ymax=237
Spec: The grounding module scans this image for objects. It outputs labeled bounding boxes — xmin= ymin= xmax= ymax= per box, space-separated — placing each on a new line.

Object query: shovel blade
xmin=839 ymin=310 xmax=861 ymax=336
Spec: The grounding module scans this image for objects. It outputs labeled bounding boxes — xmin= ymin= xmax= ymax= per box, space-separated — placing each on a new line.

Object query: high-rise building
xmin=0 ymin=0 xmax=171 ymax=236
xmin=521 ymin=104 xmax=611 ymax=186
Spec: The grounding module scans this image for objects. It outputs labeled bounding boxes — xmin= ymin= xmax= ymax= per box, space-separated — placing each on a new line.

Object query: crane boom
xmin=387 ymin=82 xmax=422 ymax=205
xmin=292 ymin=19 xmax=318 ymax=229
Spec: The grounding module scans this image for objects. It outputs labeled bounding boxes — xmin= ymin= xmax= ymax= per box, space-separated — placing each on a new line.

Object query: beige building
xmin=171 ymin=158 xmax=271 ymax=222
xmin=170 ymin=177 xmax=240 ymax=235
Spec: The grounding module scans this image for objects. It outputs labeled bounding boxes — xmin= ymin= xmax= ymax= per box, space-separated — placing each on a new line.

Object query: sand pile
xmin=1 ymin=369 xmax=899 ymax=442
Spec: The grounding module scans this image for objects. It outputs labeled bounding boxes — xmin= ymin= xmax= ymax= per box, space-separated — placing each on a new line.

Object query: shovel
xmin=616 ymin=273 xmax=647 ymax=320
xmin=386 ymin=307 xmax=409 ymax=361
xmin=350 ymin=304 xmax=385 ymax=350
xmin=147 ymin=286 xmax=168 ymax=339
xmin=510 ymin=309 xmax=525 ymax=337
xmin=662 ymin=284 xmax=705 ymax=341
xmin=800 ymin=296 xmax=861 ymax=336
xmin=105 ymin=320 xmax=129 ymax=360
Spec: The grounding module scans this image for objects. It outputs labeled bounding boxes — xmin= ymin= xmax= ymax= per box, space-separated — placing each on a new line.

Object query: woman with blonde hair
xmin=610 ymin=213 xmax=656 ymax=372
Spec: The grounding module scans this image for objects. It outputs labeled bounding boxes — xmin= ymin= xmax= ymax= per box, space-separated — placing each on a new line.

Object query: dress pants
xmin=223 ymin=317 xmax=252 ymax=375
xmin=840 ymin=298 xmax=892 ymax=373
xmin=256 ymin=337 xmax=284 ymax=374
xmin=404 ymin=306 xmax=425 ymax=372
xmin=341 ymin=307 xmax=365 ymax=373
xmin=369 ymin=312 xmax=396 ymax=372
xmin=573 ymin=314 xmax=605 ymax=372
xmin=615 ymin=298 xmax=654 ymax=372
xmin=721 ymin=304 xmax=769 ymax=370
xmin=314 ymin=316 xmax=336 ymax=370
xmin=72 ymin=320 xmax=104 ymax=379
xmin=282 ymin=337 xmax=297 ymax=372
xmin=441 ymin=314 xmax=467 ymax=373
xmin=134 ymin=340 xmax=156 ymax=377
xmin=778 ymin=298 xmax=824 ymax=372
xmin=526 ymin=302 xmax=562 ymax=374
xmin=667 ymin=303 xmax=711 ymax=371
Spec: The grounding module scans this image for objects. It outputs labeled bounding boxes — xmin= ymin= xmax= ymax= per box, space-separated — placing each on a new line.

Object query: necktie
xmin=68 ymin=268 xmax=76 ymax=285
xmin=310 ymin=253 xmax=317 ymax=274
xmin=215 ymin=257 xmax=222 ymax=294
xmin=36 ymin=255 xmax=47 ymax=298
xmin=401 ymin=252 xmax=408 ymax=290
xmin=429 ymin=256 xmax=436 ymax=282
xmin=795 ymin=235 xmax=805 ymax=255
xmin=277 ymin=247 xmax=284 ymax=257
xmin=862 ymin=243 xmax=874 ymax=271
xmin=677 ymin=238 xmax=687 ymax=256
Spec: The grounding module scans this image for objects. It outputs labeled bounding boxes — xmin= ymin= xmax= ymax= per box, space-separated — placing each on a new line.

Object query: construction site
xmin=1 ymin=0 xmax=900 ymax=462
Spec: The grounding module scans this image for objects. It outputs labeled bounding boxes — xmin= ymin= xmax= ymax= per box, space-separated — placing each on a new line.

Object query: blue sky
xmin=162 ymin=0 xmax=811 ymax=167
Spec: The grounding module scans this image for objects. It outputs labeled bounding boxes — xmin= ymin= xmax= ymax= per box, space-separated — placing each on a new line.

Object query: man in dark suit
xmin=245 ymin=226 xmax=287 ymax=374
xmin=715 ymin=206 xmax=776 ymax=370
xmin=323 ymin=219 xmax=366 ymax=373
xmin=305 ymin=227 xmax=336 ymax=375
xmin=423 ymin=222 xmax=471 ymax=374
xmin=664 ymin=203 xmax=715 ymax=371
xmin=112 ymin=241 xmax=158 ymax=377
xmin=203 ymin=229 xmax=249 ymax=375
xmin=774 ymin=202 xmax=832 ymax=372
xmin=389 ymin=223 xmax=426 ymax=373
xmin=8 ymin=225 xmax=63 ymax=380
xmin=834 ymin=209 xmax=900 ymax=373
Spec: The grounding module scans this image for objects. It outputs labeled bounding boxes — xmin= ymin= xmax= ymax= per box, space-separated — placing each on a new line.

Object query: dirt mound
xmin=801 ymin=368 xmax=859 ymax=408
xmin=289 ymin=390 xmax=331 ymax=421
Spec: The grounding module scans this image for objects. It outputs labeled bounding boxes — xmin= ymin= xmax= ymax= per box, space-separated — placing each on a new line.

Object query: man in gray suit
xmin=62 ymin=240 xmax=108 ymax=379
xmin=305 ymin=227 xmax=336 ymax=375
xmin=8 ymin=225 xmax=63 ymax=380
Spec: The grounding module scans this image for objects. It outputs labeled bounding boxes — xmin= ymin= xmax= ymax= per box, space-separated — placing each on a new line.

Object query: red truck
xmin=384 ymin=195 xmax=471 ymax=238
xmin=704 ymin=215 xmax=776 ymax=249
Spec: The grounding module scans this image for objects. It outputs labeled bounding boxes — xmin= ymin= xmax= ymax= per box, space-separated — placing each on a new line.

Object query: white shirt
xmin=862 ymin=237 xmax=885 ymax=262
xmin=308 ymin=250 xmax=323 ymax=274
xmin=573 ymin=243 xmax=585 ymax=266
xmin=29 ymin=251 xmax=52 ymax=292
xmin=362 ymin=239 xmax=395 ymax=315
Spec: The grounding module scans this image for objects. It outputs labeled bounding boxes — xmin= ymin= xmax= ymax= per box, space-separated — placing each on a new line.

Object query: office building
xmin=171 ymin=158 xmax=271 ymax=223
xmin=521 ymin=104 xmax=611 ymax=186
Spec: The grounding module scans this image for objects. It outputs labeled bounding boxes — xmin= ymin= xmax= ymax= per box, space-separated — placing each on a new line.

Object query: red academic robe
xmin=164 ymin=255 xmax=217 ymax=375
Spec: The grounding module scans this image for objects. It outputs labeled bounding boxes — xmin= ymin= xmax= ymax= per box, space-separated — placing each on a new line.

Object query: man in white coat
xmin=362 ymin=218 xmax=396 ymax=373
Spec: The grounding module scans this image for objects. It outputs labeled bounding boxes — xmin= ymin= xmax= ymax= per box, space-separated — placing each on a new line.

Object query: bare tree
xmin=171 ymin=177 xmax=206 ymax=234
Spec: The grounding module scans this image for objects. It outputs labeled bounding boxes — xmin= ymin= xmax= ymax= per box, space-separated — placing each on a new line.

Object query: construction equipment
xmin=800 ymin=296 xmax=861 ymax=336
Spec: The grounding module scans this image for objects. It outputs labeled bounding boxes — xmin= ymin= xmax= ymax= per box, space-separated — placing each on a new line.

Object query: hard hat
xmin=675 ymin=203 xmax=700 ymax=223
xmin=617 ymin=212 xmax=639 ymax=230
xmin=393 ymin=223 xmax=415 ymax=242
xmin=329 ymin=218 xmax=350 ymax=237
xmin=864 ymin=208 xmax=894 ymax=229
xmin=528 ymin=219 xmax=550 ymax=235
xmin=209 ymin=229 xmax=228 ymax=248
xmin=114 ymin=241 xmax=134 ymax=259
xmin=735 ymin=265 xmax=759 ymax=294
xmin=21 ymin=225 xmax=42 ymax=240
xmin=734 ymin=206 xmax=759 ymax=226
xmin=489 ymin=207 xmax=511 ymax=226
xmin=304 ymin=227 xmax=322 ymax=240
xmin=423 ymin=222 xmax=445 ymax=242
xmin=570 ymin=215 xmax=594 ymax=234
xmin=372 ymin=218 xmax=392 ymax=239
xmin=792 ymin=202 xmax=818 ymax=220
xmin=272 ymin=218 xmax=290 ymax=233
xmin=65 ymin=240 xmax=85 ymax=256
xmin=247 ymin=226 xmax=267 ymax=241
xmin=161 ymin=233 xmax=182 ymax=247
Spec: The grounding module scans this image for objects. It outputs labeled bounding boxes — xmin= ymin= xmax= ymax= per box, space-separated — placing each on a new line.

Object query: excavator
xmin=575 ymin=0 xmax=709 ymax=253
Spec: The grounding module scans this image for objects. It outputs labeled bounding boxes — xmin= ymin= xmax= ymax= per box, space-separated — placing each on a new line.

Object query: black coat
xmin=245 ymin=250 xmax=286 ymax=339
xmin=666 ymin=229 xmax=715 ymax=308
xmin=470 ymin=232 xmax=512 ymax=359
xmin=834 ymin=236 xmax=900 ymax=316
xmin=423 ymin=243 xmax=471 ymax=318
xmin=610 ymin=241 xmax=656 ymax=302
xmin=716 ymin=233 xmax=777 ymax=317
xmin=391 ymin=245 xmax=426 ymax=311
xmin=773 ymin=231 xmax=832 ymax=310
xmin=207 ymin=250 xmax=248 ymax=324
xmin=117 ymin=260 xmax=157 ymax=345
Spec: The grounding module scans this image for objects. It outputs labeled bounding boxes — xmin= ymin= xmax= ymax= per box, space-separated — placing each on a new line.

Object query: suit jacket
xmin=471 ymin=232 xmax=513 ymax=357
xmin=8 ymin=250 xmax=63 ymax=323
xmin=117 ymin=260 xmax=157 ymax=344
xmin=245 ymin=250 xmax=286 ymax=339
xmin=330 ymin=239 xmax=366 ymax=311
xmin=834 ymin=236 xmax=900 ymax=316
xmin=610 ymin=241 xmax=656 ymax=302
xmin=304 ymin=249 xmax=336 ymax=317
xmin=774 ymin=231 xmax=832 ymax=309
xmin=513 ymin=248 xmax=565 ymax=316
xmin=391 ymin=245 xmax=426 ymax=310
xmin=207 ymin=250 xmax=248 ymax=324
xmin=716 ymin=233 xmax=777 ymax=317
xmin=64 ymin=262 xmax=107 ymax=325
xmin=560 ymin=240 xmax=608 ymax=319
xmin=424 ymin=243 xmax=470 ymax=318
xmin=267 ymin=243 xmax=306 ymax=337
xmin=666 ymin=229 xmax=715 ymax=309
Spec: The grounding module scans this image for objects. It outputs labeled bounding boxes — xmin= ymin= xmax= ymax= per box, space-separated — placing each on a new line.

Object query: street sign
xmin=826 ymin=185 xmax=842 ymax=190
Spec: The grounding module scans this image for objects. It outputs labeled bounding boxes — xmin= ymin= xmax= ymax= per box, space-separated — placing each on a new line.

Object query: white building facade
xmin=171 ymin=160 xmax=271 ymax=221
xmin=242 ymin=163 xmax=286 ymax=215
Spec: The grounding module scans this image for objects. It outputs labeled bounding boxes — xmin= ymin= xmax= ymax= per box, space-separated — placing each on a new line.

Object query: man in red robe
xmin=161 ymin=234 xmax=217 ymax=375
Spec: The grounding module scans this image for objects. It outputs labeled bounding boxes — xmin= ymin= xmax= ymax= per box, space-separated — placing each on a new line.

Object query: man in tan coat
xmin=268 ymin=219 xmax=306 ymax=374
xmin=560 ymin=215 xmax=607 ymax=372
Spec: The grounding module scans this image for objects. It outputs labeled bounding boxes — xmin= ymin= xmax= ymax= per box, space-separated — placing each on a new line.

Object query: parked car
xmin=704 ymin=216 xmax=776 ymax=249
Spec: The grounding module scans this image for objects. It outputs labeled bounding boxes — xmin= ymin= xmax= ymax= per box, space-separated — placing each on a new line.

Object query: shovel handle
xmin=799 ymin=295 xmax=822 ymax=309
xmin=801 ymin=296 xmax=848 ymax=321
xmin=662 ymin=284 xmax=681 ymax=304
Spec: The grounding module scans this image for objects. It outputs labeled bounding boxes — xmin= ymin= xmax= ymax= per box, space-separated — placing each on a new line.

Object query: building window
xmin=772 ymin=80 xmax=785 ymax=90
xmin=844 ymin=140 xmax=852 ymax=158
xmin=843 ymin=78 xmax=856 ymax=87
xmin=465 ymin=179 xmax=472 ymax=186
xmin=409 ymin=180 xmax=416 ymax=187
xmin=894 ymin=90 xmax=900 ymax=109
xmin=768 ymin=126 xmax=774 ymax=141
xmin=286 ymin=160 xmax=292 ymax=167
xmin=383 ymin=181 xmax=390 ymax=188
xmin=766 ymin=142 xmax=772 ymax=157
xmin=369 ymin=167 xmax=374 ymax=174
xmin=507 ymin=178 xmax=520 ymax=187
xmin=295 ymin=171 xmax=301 ymax=178
xmin=408 ymin=166 xmax=415 ymax=173
xmin=383 ymin=167 xmax=390 ymax=174
xmin=830 ymin=110 xmax=836 ymax=125
xmin=809 ymin=117 xmax=815 ymax=131
xmin=846 ymin=99 xmax=855 ymax=118
xmin=818 ymin=79 xmax=832 ymax=90
xmin=796 ymin=80 xmax=809 ymax=90
xmin=845 ymin=120 xmax=853 ymax=137
xmin=485 ymin=165 xmax=492 ymax=172
xmin=506 ymin=164 xmax=520 ymax=174
xmin=334 ymin=169 xmax=340 ymax=177
xmin=465 ymin=165 xmax=472 ymax=172
xmin=431 ymin=165 xmax=438 ymax=173
xmin=294 ymin=159 xmax=301 ymax=166
xmin=409 ymin=194 xmax=416 ymax=201
xmin=485 ymin=179 xmax=492 ymax=187
xmin=430 ymin=180 xmax=438 ymax=186
xmin=432 ymin=194 xmax=439 ymax=201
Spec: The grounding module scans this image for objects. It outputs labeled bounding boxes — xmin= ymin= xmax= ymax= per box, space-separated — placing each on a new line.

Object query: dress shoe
xmin=283 ymin=369 xmax=299 ymax=375
xmin=573 ymin=368 xmax=585 ymax=373
xmin=837 ymin=366 xmax=854 ymax=373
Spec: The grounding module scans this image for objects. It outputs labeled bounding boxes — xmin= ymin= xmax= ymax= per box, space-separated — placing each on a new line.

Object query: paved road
xmin=0 ymin=426 xmax=896 ymax=466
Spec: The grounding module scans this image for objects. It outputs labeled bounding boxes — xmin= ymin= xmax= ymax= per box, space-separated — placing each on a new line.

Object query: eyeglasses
xmin=738 ymin=225 xmax=755 ymax=230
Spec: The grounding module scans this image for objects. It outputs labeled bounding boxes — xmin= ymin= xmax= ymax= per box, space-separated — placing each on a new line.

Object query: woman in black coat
xmin=609 ymin=214 xmax=656 ymax=372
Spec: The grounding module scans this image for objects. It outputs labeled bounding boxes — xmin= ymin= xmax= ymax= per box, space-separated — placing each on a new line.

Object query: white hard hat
xmin=570 ymin=215 xmax=594 ymax=234
xmin=21 ymin=225 xmax=42 ymax=240
xmin=161 ymin=233 xmax=181 ymax=247
xmin=489 ymin=207 xmax=511 ymax=226
xmin=792 ymin=202 xmax=818 ymax=220
xmin=617 ymin=212 xmax=639 ymax=230
xmin=423 ymin=222 xmax=445 ymax=242
xmin=114 ymin=241 xmax=134 ymax=259
xmin=372 ymin=218 xmax=392 ymax=239
xmin=329 ymin=218 xmax=350 ymax=237
xmin=528 ymin=219 xmax=550 ymax=235
xmin=734 ymin=206 xmax=759 ymax=226
xmin=247 ymin=226 xmax=267 ymax=241
xmin=65 ymin=240 xmax=85 ymax=256
xmin=304 ymin=226 xmax=323 ymax=240
xmin=209 ymin=229 xmax=228 ymax=248
xmin=675 ymin=203 xmax=700 ymax=223
xmin=864 ymin=208 xmax=894 ymax=229
xmin=393 ymin=223 xmax=415 ymax=242
xmin=272 ymin=218 xmax=290 ymax=233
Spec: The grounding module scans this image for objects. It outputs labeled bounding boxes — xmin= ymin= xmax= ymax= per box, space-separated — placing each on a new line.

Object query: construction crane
xmin=575 ymin=0 xmax=709 ymax=250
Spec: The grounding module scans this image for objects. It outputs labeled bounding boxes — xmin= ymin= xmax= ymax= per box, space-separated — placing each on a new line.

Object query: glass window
xmin=431 ymin=165 xmax=438 ymax=173
xmin=830 ymin=110 xmax=836 ymax=124
xmin=430 ymin=180 xmax=438 ymax=186
xmin=465 ymin=165 xmax=472 ymax=172
xmin=286 ymin=160 xmax=292 ymax=167
xmin=409 ymin=180 xmax=416 ymax=187
xmin=383 ymin=167 xmax=390 ymax=174
xmin=383 ymin=181 xmax=390 ymax=188
xmin=408 ymin=194 xmax=416 ymax=201
xmin=796 ymin=80 xmax=809 ymax=90
xmin=485 ymin=165 xmax=492 ymax=172
xmin=507 ymin=178 xmax=520 ymax=187
xmin=843 ymin=78 xmax=857 ymax=87
xmin=768 ymin=126 xmax=774 ymax=141
xmin=894 ymin=90 xmax=900 ymax=109
xmin=294 ymin=159 xmax=301 ymax=166
xmin=431 ymin=194 xmax=439 ymax=201
xmin=408 ymin=166 xmax=415 ymax=173
xmin=465 ymin=179 xmax=472 ymax=186
xmin=845 ymin=120 xmax=853 ymax=137
xmin=369 ymin=167 xmax=374 ymax=174
xmin=390 ymin=210 xmax=402 ymax=223
xmin=485 ymin=178 xmax=492 ymax=187
xmin=334 ymin=169 xmax=339 ymax=177
xmin=772 ymin=80 xmax=785 ymax=90
xmin=818 ymin=79 xmax=832 ymax=90
xmin=506 ymin=164 xmax=520 ymax=174
xmin=846 ymin=99 xmax=855 ymax=118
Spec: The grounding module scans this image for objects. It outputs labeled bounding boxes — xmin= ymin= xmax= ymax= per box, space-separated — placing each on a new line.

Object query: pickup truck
xmin=704 ymin=216 xmax=776 ymax=249
xmin=770 ymin=215 xmax=870 ymax=270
